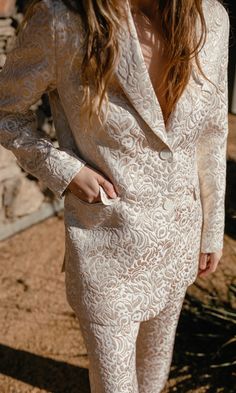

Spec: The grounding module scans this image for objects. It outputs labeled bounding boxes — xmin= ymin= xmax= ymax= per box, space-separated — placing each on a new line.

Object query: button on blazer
xmin=0 ymin=0 xmax=230 ymax=325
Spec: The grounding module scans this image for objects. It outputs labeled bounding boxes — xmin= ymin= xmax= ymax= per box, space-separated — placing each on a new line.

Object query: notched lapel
xmin=115 ymin=3 xmax=173 ymax=151
xmin=114 ymin=2 xmax=212 ymax=151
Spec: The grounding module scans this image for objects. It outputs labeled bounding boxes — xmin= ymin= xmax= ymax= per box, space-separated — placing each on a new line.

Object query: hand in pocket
xmin=66 ymin=164 xmax=119 ymax=204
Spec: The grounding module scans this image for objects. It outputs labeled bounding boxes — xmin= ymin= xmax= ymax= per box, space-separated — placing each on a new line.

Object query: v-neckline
xmin=127 ymin=3 xmax=190 ymax=132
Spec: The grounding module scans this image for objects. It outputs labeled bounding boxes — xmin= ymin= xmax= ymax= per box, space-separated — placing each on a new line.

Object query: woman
xmin=0 ymin=0 xmax=230 ymax=392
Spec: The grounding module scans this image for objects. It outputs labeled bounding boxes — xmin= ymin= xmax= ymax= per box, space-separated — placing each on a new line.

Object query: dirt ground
xmin=0 ymin=115 xmax=235 ymax=393
xmin=0 ymin=214 xmax=236 ymax=393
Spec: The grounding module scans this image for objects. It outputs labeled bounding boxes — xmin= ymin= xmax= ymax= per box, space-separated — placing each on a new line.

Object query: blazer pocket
xmin=99 ymin=185 xmax=121 ymax=205
xmin=66 ymin=185 xmax=121 ymax=207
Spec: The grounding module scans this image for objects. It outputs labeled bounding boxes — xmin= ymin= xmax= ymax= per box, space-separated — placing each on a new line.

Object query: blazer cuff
xmin=46 ymin=148 xmax=87 ymax=199
xmin=200 ymin=227 xmax=224 ymax=253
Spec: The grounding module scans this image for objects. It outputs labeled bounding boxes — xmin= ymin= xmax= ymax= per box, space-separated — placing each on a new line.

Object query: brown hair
xmin=19 ymin=0 xmax=215 ymax=123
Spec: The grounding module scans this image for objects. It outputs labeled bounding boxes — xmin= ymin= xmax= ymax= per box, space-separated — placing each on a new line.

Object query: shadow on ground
xmin=0 ymin=344 xmax=90 ymax=393
xmin=170 ymin=292 xmax=236 ymax=393
xmin=1 ymin=290 xmax=235 ymax=393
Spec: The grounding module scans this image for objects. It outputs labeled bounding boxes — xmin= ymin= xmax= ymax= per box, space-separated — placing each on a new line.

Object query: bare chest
xmin=132 ymin=13 xmax=169 ymax=122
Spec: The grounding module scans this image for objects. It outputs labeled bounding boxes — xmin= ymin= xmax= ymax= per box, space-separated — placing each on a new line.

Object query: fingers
xmin=98 ymin=177 xmax=118 ymax=199
xmin=199 ymin=253 xmax=208 ymax=270
xmin=66 ymin=164 xmax=119 ymax=203
xmin=198 ymin=253 xmax=211 ymax=277
xmin=198 ymin=250 xmax=223 ymax=278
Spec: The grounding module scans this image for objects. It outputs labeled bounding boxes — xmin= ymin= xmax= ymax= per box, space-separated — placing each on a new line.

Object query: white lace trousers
xmin=76 ymin=289 xmax=186 ymax=393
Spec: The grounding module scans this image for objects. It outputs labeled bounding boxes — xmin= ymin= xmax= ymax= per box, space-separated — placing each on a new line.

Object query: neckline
xmin=127 ymin=3 xmax=190 ymax=132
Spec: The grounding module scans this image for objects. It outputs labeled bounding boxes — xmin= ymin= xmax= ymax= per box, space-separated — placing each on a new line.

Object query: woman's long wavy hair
xmin=20 ymin=0 xmax=213 ymax=123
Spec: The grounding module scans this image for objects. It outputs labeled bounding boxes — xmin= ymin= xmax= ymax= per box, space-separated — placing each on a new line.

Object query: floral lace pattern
xmin=0 ymin=0 xmax=230 ymax=329
xmin=78 ymin=286 xmax=186 ymax=393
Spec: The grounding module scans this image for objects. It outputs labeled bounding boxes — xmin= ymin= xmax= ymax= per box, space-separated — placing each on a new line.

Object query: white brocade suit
xmin=0 ymin=0 xmax=230 ymax=391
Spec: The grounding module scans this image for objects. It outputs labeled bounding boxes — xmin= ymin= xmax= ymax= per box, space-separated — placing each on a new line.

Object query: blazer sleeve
xmin=0 ymin=0 xmax=86 ymax=200
xmin=196 ymin=7 xmax=230 ymax=253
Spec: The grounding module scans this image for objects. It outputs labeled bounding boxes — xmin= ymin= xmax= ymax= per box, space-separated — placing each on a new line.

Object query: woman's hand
xmin=66 ymin=164 xmax=118 ymax=203
xmin=198 ymin=250 xmax=223 ymax=277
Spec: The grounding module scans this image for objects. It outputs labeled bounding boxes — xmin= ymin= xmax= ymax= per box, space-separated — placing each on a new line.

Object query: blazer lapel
xmin=115 ymin=2 xmax=173 ymax=151
xmin=114 ymin=2 xmax=210 ymax=152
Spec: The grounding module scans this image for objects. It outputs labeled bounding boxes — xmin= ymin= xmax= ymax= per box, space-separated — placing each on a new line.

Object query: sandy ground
xmin=0 ymin=115 xmax=235 ymax=392
xmin=0 ymin=214 xmax=235 ymax=393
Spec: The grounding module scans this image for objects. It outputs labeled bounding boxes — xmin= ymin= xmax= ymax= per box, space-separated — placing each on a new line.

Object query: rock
xmin=3 ymin=176 xmax=21 ymax=208
xmin=5 ymin=35 xmax=16 ymax=52
xmin=4 ymin=176 xmax=44 ymax=218
xmin=0 ymin=182 xmax=4 ymax=209
xmin=0 ymin=146 xmax=18 ymax=168
xmin=0 ymin=166 xmax=22 ymax=182
xmin=0 ymin=18 xmax=12 ymax=27
xmin=0 ymin=0 xmax=16 ymax=18
xmin=0 ymin=53 xmax=6 ymax=67
xmin=0 ymin=146 xmax=22 ymax=183
xmin=0 ymin=26 xmax=15 ymax=36
xmin=13 ymin=12 xmax=23 ymax=24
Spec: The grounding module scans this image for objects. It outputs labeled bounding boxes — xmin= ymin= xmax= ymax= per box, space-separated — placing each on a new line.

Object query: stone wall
xmin=0 ymin=0 xmax=63 ymax=241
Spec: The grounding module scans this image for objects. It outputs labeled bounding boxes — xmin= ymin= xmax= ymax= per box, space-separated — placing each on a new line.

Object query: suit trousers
xmin=76 ymin=288 xmax=186 ymax=393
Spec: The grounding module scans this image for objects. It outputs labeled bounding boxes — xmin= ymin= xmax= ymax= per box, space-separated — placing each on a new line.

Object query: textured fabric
xmin=77 ymin=286 xmax=186 ymax=393
xmin=0 ymin=0 xmax=86 ymax=199
xmin=0 ymin=0 xmax=230 ymax=327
